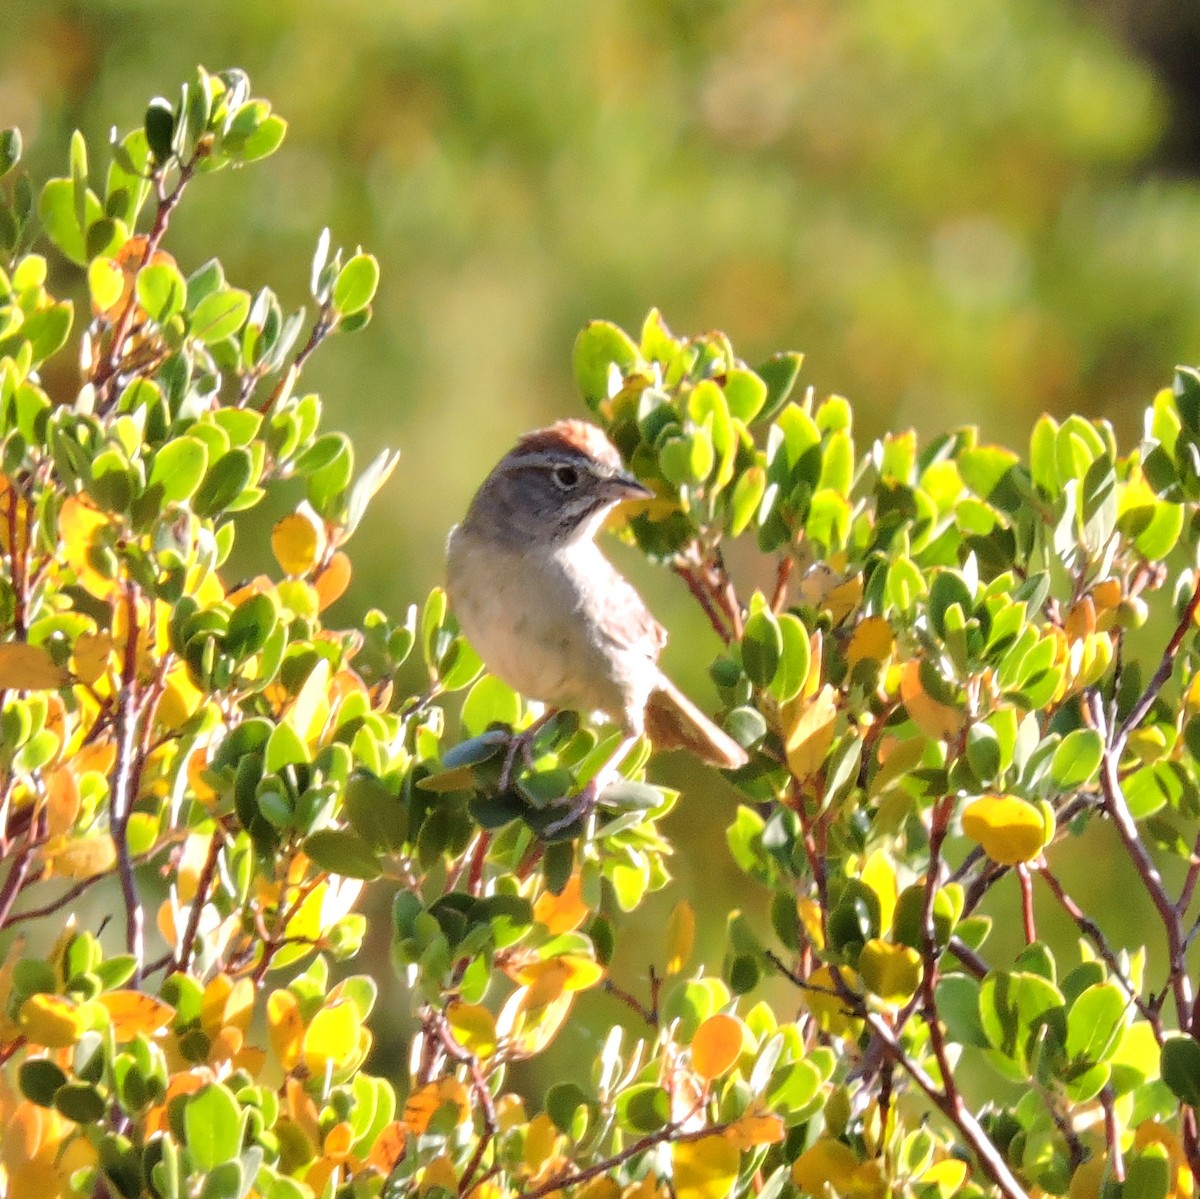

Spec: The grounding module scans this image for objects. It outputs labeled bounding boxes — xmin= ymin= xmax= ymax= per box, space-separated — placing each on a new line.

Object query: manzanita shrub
xmin=2 ymin=66 xmax=1200 ymax=1199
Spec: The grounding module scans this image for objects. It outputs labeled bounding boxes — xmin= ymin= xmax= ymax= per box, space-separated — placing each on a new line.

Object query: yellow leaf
xmin=446 ymin=1000 xmax=498 ymax=1059
xmin=672 ymin=1134 xmax=739 ymax=1199
xmin=533 ymin=873 xmax=589 ymax=935
xmin=921 ymin=1157 xmax=969 ymax=1193
xmin=523 ymin=1111 xmax=563 ymax=1173
xmin=286 ymin=657 xmax=331 ymax=745
xmin=272 ymin=510 xmax=324 ymax=576
xmin=156 ymin=663 xmax=204 ymax=731
xmin=268 ymin=989 xmax=304 ymax=1070
xmin=97 ymin=991 xmax=176 ymax=1041
xmin=314 ymin=550 xmax=352 ymax=611
xmin=962 ymin=794 xmax=1052 ymax=866
xmin=691 ymin=1013 xmax=746 ymax=1081
xmin=43 ymin=834 xmax=116 ymax=880
xmin=59 ymin=497 xmax=114 ymax=598
xmin=858 ymin=939 xmax=922 ymax=1005
xmin=420 ymin=1154 xmax=459 ymax=1195
xmin=509 ymin=954 xmax=605 ymax=998
xmin=783 ymin=684 xmax=837 ymax=779
xmin=797 ymin=897 xmax=825 ymax=951
xmin=201 ymin=973 xmax=234 ymax=1038
xmin=824 ymin=574 xmax=864 ymax=625
xmin=665 ymin=899 xmax=696 ymax=976
xmin=71 ymin=632 xmax=113 ymax=685
xmin=0 ymin=642 xmax=68 ymax=690
xmin=899 ymin=659 xmax=963 ymax=740
xmin=323 ymin=1120 xmax=354 ymax=1162
xmin=802 ymin=965 xmax=863 ymax=1038
xmin=496 ymin=984 xmax=575 ymax=1058
xmin=793 ymin=1138 xmax=861 ymax=1194
xmin=846 ymin=616 xmax=894 ymax=673
xmin=19 ymin=994 xmax=87 ymax=1048
xmin=859 ymin=850 xmax=898 ymax=935
xmin=302 ymin=999 xmax=361 ymax=1072
xmin=725 ymin=1111 xmax=786 ymax=1149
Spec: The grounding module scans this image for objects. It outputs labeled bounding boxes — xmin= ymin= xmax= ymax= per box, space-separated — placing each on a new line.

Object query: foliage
xmin=3 ymin=66 xmax=1200 ymax=1199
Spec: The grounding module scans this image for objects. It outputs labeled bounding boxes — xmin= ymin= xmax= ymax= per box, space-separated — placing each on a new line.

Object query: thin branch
xmin=110 ymin=581 xmax=146 ymax=980
xmin=1089 ymin=691 xmax=1192 ymax=1028
xmin=173 ymin=829 xmax=223 ymax=972
xmin=1017 ymin=865 xmax=1036 ymax=945
xmin=1118 ymin=573 xmax=1200 ymax=744
xmin=1038 ymin=865 xmax=1157 ymax=1030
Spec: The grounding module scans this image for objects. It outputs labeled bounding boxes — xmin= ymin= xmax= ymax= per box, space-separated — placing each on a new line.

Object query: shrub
xmin=0 ymin=67 xmax=1198 ymax=1199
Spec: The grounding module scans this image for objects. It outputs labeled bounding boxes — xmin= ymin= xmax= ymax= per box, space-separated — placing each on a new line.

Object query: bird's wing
xmin=589 ymin=557 xmax=667 ymax=663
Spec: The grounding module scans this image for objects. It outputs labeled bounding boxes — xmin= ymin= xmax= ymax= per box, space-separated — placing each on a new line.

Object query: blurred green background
xmin=6 ymin=0 xmax=1200 ymax=1077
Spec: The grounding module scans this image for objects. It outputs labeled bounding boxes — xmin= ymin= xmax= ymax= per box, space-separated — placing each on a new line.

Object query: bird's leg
xmin=499 ymin=708 xmax=557 ymax=792
xmin=542 ymin=732 xmax=640 ymax=836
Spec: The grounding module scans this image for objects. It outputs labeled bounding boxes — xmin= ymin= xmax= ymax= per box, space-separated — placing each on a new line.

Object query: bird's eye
xmin=552 ymin=464 xmax=580 ymax=489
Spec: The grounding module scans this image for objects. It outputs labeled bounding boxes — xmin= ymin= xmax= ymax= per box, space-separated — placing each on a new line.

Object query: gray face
xmin=462 ymin=443 xmax=651 ymax=548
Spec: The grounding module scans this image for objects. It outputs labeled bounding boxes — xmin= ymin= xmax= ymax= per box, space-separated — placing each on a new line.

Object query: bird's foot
xmin=498 ymin=710 xmax=557 ymax=792
xmin=541 ymin=776 xmax=602 ymax=838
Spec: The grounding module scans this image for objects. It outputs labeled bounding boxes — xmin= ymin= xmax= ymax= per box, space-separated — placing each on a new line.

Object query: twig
xmin=1118 ymin=574 xmax=1200 ymax=743
xmin=1101 ymin=1086 xmax=1125 ymax=1182
xmin=602 ymin=969 xmax=659 ymax=1026
xmin=1089 ymin=691 xmax=1192 ymax=1028
xmin=173 ymin=829 xmax=223 ymax=972
xmin=110 ymin=581 xmax=146 ymax=980
xmin=1018 ymin=865 xmax=1036 ymax=944
xmin=520 ymin=1112 xmax=732 ymax=1199
xmin=1038 ymin=865 xmax=1157 ymax=1029
xmin=672 ymin=562 xmax=734 ymax=643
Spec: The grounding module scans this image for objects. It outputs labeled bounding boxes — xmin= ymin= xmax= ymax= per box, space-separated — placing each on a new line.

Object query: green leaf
xmin=303 ymin=828 xmax=382 ymax=880
xmin=54 ymin=1082 xmax=106 ymax=1124
xmin=958 ymin=445 xmax=1019 ymax=500
xmin=616 ymin=1084 xmax=670 ymax=1133
xmin=723 ymin=368 xmax=768 ymax=423
xmin=136 ymin=261 xmax=188 ymax=323
xmin=741 ymin=608 xmax=782 ymax=689
xmin=149 ymin=437 xmax=210 ymax=504
xmin=0 ymin=127 xmax=21 ymax=178
xmin=1161 ymin=1036 xmax=1200 ymax=1106
xmin=978 ymin=970 xmax=1065 ymax=1071
xmin=193 ymin=449 xmax=254 ymax=518
xmin=145 ymin=98 xmax=176 ymax=164
xmin=191 ymin=289 xmax=252 ymax=344
xmin=1049 ymin=728 xmax=1104 ymax=790
xmin=573 ymin=320 xmax=641 ymax=406
xmin=331 ymin=253 xmax=380 ymax=317
xmin=225 ymin=593 xmax=278 ymax=660
xmin=460 ymin=675 xmax=522 ymax=738
xmin=184 ymin=1083 xmax=243 ymax=1173
xmin=770 ymin=612 xmax=810 ymax=703
xmin=756 ymin=352 xmax=804 ymax=423
xmin=1066 ymin=983 xmax=1127 ymax=1065
xmin=19 ymin=1057 xmax=67 ymax=1106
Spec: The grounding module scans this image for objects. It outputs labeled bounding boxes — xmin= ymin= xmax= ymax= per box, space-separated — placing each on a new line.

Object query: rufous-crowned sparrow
xmin=446 ymin=419 xmax=748 ymax=831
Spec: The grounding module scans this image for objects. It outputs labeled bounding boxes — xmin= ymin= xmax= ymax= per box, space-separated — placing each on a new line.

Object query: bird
xmin=446 ymin=419 xmax=748 ymax=833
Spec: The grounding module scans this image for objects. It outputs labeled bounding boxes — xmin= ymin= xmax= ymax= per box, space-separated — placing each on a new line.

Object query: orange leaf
xmin=0 ymin=642 xmax=68 ymax=690
xmin=366 ymin=1120 xmax=408 ymax=1173
xmin=314 ymin=551 xmax=352 ymax=611
xmin=726 ymin=1111 xmax=786 ymax=1149
xmin=404 ymin=1078 xmax=469 ymax=1135
xmin=691 ymin=1013 xmax=746 ymax=1081
xmin=899 ymin=659 xmax=963 ymax=740
xmin=532 ymin=873 xmax=589 ymax=935
xmin=97 ymin=991 xmax=175 ymax=1041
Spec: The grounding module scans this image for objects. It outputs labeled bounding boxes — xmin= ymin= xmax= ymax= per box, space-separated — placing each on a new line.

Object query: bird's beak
xmin=605 ymin=469 xmax=655 ymax=502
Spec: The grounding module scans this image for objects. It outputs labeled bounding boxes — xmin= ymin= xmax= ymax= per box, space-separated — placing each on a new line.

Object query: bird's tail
xmin=644 ymin=677 xmax=749 ymax=770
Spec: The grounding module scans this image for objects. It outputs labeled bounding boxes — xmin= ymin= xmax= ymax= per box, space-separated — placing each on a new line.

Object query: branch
xmin=1118 ymin=573 xmax=1200 ymax=744
xmin=1088 ymin=691 xmax=1192 ymax=1028
xmin=173 ymin=829 xmax=223 ymax=972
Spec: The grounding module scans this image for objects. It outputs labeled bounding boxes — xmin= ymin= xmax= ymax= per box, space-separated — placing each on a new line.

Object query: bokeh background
xmin=6 ymin=0 xmax=1200 ymax=1083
